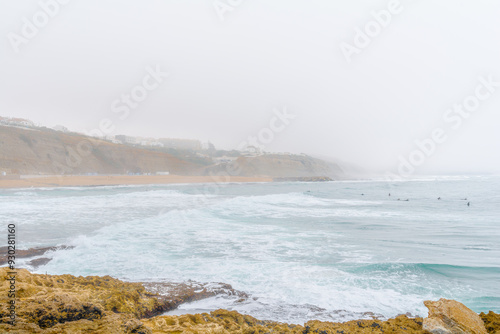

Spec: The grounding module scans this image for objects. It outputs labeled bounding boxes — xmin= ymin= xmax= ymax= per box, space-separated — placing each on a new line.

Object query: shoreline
xmin=0 ymin=174 xmax=273 ymax=189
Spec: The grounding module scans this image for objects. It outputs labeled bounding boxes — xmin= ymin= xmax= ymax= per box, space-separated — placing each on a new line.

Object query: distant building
xmin=105 ymin=135 xmax=122 ymax=144
xmin=215 ymin=156 xmax=237 ymax=164
xmin=159 ymin=138 xmax=201 ymax=150
xmin=241 ymin=145 xmax=262 ymax=157
xmin=11 ymin=118 xmax=34 ymax=127
xmin=53 ymin=125 xmax=69 ymax=133
xmin=115 ymin=135 xmax=137 ymax=144
xmin=139 ymin=139 xmax=163 ymax=147
xmin=0 ymin=116 xmax=35 ymax=128
xmin=156 ymin=171 xmax=170 ymax=175
xmin=201 ymin=141 xmax=216 ymax=151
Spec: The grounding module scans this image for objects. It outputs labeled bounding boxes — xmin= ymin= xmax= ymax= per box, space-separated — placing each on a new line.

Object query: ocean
xmin=2 ymin=175 xmax=499 ymax=324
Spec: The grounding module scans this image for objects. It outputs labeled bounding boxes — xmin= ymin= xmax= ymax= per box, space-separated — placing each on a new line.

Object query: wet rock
xmin=423 ymin=298 xmax=487 ymax=334
xmin=0 ymin=245 xmax=73 ymax=267
xmin=26 ymin=257 xmax=52 ymax=268
xmin=141 ymin=281 xmax=248 ymax=315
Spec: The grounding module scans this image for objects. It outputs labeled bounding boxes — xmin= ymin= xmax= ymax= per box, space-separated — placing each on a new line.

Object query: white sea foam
xmin=3 ymin=178 xmax=500 ymax=322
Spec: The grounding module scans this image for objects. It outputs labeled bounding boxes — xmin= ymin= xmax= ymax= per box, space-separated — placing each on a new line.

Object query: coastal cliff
xmin=1 ymin=268 xmax=499 ymax=333
xmin=0 ymin=125 xmax=344 ymax=180
xmin=0 ymin=125 xmax=199 ymax=175
xmin=204 ymin=154 xmax=344 ymax=179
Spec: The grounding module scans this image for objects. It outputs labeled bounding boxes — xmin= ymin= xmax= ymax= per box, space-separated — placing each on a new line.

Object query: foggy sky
xmin=1 ymin=0 xmax=500 ymax=175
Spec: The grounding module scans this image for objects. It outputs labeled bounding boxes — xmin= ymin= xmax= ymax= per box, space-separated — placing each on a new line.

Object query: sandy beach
xmin=0 ymin=174 xmax=273 ymax=189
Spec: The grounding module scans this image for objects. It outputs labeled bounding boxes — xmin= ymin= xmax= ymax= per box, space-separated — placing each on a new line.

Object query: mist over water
xmin=2 ymin=176 xmax=499 ymax=323
xmin=2 ymin=1 xmax=500 ymax=329
xmin=2 ymin=1 xmax=500 ymax=174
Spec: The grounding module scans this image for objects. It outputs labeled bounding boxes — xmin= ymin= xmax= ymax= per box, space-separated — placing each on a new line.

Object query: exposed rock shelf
xmin=1 ymin=268 xmax=499 ymax=333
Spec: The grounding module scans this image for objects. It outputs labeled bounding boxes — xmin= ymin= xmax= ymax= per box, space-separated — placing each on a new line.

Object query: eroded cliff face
xmin=204 ymin=154 xmax=344 ymax=179
xmin=1 ymin=268 xmax=499 ymax=334
xmin=0 ymin=125 xmax=344 ymax=179
xmin=0 ymin=125 xmax=198 ymax=175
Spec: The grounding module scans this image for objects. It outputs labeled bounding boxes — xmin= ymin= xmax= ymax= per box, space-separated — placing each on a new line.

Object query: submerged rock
xmin=26 ymin=257 xmax=52 ymax=268
xmin=423 ymin=298 xmax=488 ymax=334
xmin=0 ymin=245 xmax=74 ymax=267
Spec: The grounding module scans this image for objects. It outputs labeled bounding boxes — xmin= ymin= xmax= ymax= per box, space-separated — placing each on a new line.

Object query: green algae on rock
xmin=1 ymin=267 xmax=499 ymax=334
xmin=0 ymin=267 xmax=242 ymax=333
xmin=0 ymin=267 xmax=159 ymax=333
xmin=480 ymin=311 xmax=500 ymax=334
xmin=143 ymin=310 xmax=430 ymax=334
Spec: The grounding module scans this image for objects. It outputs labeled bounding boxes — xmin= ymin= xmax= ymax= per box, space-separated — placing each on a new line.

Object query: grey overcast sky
xmin=1 ymin=0 xmax=500 ymax=175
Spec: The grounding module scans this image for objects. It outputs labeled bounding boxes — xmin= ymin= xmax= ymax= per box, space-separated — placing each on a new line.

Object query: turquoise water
xmin=1 ymin=175 xmax=499 ymax=323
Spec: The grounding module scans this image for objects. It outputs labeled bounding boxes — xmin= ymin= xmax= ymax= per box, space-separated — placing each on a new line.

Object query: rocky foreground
xmin=1 ymin=268 xmax=499 ymax=334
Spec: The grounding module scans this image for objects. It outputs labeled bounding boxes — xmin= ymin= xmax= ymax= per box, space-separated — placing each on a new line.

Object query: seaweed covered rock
xmin=1 ymin=312 xmax=152 ymax=334
xmin=481 ymin=311 xmax=500 ymax=334
xmin=0 ymin=268 xmax=247 ymax=333
xmin=0 ymin=267 xmax=163 ymax=332
xmin=143 ymin=310 xmax=432 ymax=334
xmin=0 ymin=267 xmax=166 ymax=318
xmin=304 ymin=314 xmax=429 ymax=333
xmin=142 ymin=309 xmax=304 ymax=333
xmin=18 ymin=294 xmax=103 ymax=328
xmin=1 ymin=267 xmax=497 ymax=334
